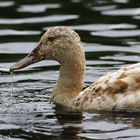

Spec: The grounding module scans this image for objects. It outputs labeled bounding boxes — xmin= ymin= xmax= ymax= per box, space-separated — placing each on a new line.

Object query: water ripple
xmin=92 ymin=30 xmax=140 ymax=38
xmin=0 ymin=1 xmax=14 ymax=7
xmin=0 ymin=29 xmax=40 ymax=36
xmin=17 ymin=3 xmax=61 ymax=13
xmin=0 ymin=15 xmax=79 ymax=25
xmin=0 ymin=42 xmax=36 ymax=54
xmin=71 ymin=23 xmax=136 ymax=31
xmin=102 ymin=8 xmax=140 ymax=16
xmin=93 ymin=5 xmax=116 ymax=11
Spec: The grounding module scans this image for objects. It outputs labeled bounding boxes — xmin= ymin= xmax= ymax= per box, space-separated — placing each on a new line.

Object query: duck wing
xmin=75 ymin=63 xmax=140 ymax=111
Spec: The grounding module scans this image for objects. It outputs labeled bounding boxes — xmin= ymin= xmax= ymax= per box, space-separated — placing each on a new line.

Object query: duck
xmin=10 ymin=26 xmax=140 ymax=112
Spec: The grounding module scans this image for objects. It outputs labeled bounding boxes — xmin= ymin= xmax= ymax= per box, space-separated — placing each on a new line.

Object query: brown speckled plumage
xmin=10 ymin=26 xmax=140 ymax=112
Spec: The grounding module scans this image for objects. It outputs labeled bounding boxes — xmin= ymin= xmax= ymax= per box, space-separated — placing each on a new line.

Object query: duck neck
xmin=52 ymin=58 xmax=85 ymax=104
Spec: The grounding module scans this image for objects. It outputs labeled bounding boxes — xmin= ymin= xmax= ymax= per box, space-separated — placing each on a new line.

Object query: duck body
xmin=74 ymin=63 xmax=140 ymax=112
xmin=10 ymin=26 xmax=140 ymax=112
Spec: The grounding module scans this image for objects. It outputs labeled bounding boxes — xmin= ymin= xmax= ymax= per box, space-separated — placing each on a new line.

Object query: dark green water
xmin=0 ymin=0 xmax=140 ymax=139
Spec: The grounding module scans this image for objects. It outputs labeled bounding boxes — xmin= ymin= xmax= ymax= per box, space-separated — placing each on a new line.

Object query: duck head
xmin=10 ymin=26 xmax=84 ymax=72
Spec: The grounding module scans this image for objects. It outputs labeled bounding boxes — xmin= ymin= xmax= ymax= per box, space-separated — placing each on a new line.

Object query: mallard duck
xmin=10 ymin=26 xmax=140 ymax=112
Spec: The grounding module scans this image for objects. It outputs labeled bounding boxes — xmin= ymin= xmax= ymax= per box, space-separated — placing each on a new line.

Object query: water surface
xmin=0 ymin=0 xmax=140 ymax=139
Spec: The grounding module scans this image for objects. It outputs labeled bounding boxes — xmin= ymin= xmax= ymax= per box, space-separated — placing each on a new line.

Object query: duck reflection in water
xmin=54 ymin=104 xmax=82 ymax=140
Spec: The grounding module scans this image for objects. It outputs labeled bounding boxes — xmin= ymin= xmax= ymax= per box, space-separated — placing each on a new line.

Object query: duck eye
xmin=48 ymin=35 xmax=66 ymax=42
xmin=48 ymin=36 xmax=55 ymax=42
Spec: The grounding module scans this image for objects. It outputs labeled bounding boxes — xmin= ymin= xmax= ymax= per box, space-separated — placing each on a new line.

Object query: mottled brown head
xmin=10 ymin=26 xmax=84 ymax=72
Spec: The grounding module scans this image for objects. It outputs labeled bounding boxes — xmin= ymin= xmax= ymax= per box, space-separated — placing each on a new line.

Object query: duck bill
xmin=10 ymin=47 xmax=45 ymax=72
xmin=10 ymin=54 xmax=35 ymax=72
